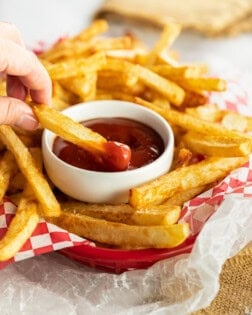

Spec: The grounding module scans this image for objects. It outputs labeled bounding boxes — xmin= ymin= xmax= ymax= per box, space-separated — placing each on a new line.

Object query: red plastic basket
xmin=60 ymin=236 xmax=196 ymax=273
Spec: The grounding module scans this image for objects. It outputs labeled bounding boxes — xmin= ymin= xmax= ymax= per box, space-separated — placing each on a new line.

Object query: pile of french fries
xmin=0 ymin=19 xmax=252 ymax=260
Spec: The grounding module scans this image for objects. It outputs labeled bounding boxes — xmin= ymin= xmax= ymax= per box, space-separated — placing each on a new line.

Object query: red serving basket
xmin=60 ymin=236 xmax=196 ymax=273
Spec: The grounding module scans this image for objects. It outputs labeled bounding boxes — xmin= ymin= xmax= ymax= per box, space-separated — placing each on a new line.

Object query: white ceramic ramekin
xmin=42 ymin=100 xmax=174 ymax=204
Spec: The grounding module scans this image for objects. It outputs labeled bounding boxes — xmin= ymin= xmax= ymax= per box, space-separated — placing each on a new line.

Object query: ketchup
xmin=53 ymin=118 xmax=164 ymax=172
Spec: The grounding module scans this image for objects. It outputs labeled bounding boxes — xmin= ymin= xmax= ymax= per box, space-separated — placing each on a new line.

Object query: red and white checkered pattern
xmin=0 ymin=199 xmax=94 ymax=269
xmin=0 ymin=78 xmax=251 ymax=268
xmin=180 ymin=158 xmax=252 ymax=235
xmin=209 ymin=79 xmax=250 ymax=115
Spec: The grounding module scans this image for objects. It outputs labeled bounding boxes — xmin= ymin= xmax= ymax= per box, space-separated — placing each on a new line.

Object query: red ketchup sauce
xmin=53 ymin=118 xmax=164 ymax=172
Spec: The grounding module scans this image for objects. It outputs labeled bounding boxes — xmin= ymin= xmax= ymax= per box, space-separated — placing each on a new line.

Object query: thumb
xmin=0 ymin=96 xmax=39 ymax=130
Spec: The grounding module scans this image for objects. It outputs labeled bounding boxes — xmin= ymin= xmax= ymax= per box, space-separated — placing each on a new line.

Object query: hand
xmin=0 ymin=22 xmax=52 ymax=130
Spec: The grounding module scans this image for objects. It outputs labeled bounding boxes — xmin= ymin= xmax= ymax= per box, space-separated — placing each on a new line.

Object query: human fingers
xmin=0 ymin=39 xmax=52 ymax=104
xmin=0 ymin=22 xmax=24 ymax=46
xmin=7 ymin=75 xmax=27 ymax=100
xmin=0 ymin=96 xmax=38 ymax=130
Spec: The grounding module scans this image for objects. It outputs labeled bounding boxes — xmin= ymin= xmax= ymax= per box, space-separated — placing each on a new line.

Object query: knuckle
xmin=0 ymin=96 xmax=18 ymax=125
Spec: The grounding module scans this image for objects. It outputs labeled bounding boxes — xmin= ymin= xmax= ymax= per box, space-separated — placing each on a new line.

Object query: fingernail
xmin=15 ymin=114 xmax=39 ymax=130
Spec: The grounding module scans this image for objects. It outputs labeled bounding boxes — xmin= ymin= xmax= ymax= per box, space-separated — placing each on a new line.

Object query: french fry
xmin=136 ymin=65 xmax=185 ymax=106
xmin=182 ymin=90 xmax=208 ymax=107
xmin=145 ymin=23 xmax=181 ymax=65
xmin=40 ymin=19 xmax=109 ymax=61
xmin=97 ymin=69 xmax=137 ymax=90
xmin=182 ymin=132 xmax=252 ymax=157
xmin=246 ymin=116 xmax=252 ymax=131
xmin=87 ymin=36 xmax=133 ymax=54
xmin=52 ymin=81 xmax=78 ymax=104
xmin=51 ymin=97 xmax=70 ymax=111
xmin=0 ymin=78 xmax=6 ymax=96
xmin=0 ymin=148 xmax=43 ymax=261
xmin=61 ymin=201 xmax=181 ymax=226
xmin=0 ymin=204 xmax=40 ymax=261
xmin=177 ymin=77 xmax=227 ymax=92
xmin=8 ymin=193 xmax=22 ymax=205
xmin=131 ymin=205 xmax=181 ymax=226
xmin=51 ymin=36 xmax=133 ymax=60
xmin=171 ymin=147 xmax=193 ymax=170
xmin=32 ymin=103 xmax=107 ymax=154
xmin=61 ymin=72 xmax=97 ymax=101
xmin=45 ymin=51 xmax=106 ymax=80
xmin=150 ymin=64 xmax=209 ymax=79
xmin=0 ymin=151 xmax=18 ymax=202
xmin=50 ymin=211 xmax=189 ymax=249
xmin=135 ymin=98 xmax=252 ymax=143
xmin=0 ymin=126 xmax=61 ymax=217
xmin=96 ymin=89 xmax=136 ymax=103
xmin=129 ymin=156 xmax=248 ymax=208
xmin=163 ymin=185 xmax=210 ymax=207
xmin=101 ymin=58 xmax=139 ymax=82
xmin=105 ymin=48 xmax=146 ymax=62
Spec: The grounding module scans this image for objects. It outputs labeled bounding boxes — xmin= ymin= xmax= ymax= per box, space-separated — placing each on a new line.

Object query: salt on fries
xmin=0 ymin=19 xmax=252 ymax=260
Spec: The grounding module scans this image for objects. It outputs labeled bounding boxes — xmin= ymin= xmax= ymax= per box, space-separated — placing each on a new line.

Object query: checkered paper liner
xmin=0 ymin=79 xmax=251 ymax=269
xmin=0 ymin=199 xmax=94 ymax=268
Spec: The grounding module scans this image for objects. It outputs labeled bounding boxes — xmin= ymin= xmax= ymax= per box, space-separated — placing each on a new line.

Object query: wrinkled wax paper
xmin=0 ymin=195 xmax=251 ymax=315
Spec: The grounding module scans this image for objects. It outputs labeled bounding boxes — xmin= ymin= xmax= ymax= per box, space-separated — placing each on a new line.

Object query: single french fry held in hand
xmin=0 ymin=151 xmax=18 ymax=202
xmin=0 ymin=148 xmax=42 ymax=261
xmin=129 ymin=157 xmax=248 ymax=208
xmin=61 ymin=201 xmax=181 ymax=226
xmin=50 ymin=211 xmax=189 ymax=249
xmin=0 ymin=126 xmax=61 ymax=217
xmin=32 ymin=103 xmax=107 ymax=154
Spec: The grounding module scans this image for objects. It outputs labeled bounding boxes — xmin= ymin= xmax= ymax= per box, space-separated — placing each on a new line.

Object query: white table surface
xmin=0 ymin=1 xmax=252 ymax=314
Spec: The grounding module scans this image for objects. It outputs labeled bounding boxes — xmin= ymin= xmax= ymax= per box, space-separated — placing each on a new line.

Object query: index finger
xmin=0 ymin=39 xmax=52 ymax=104
xmin=0 ymin=22 xmax=24 ymax=46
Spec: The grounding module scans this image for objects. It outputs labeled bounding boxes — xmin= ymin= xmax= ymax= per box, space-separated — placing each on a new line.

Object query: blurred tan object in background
xmin=97 ymin=0 xmax=252 ymax=36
